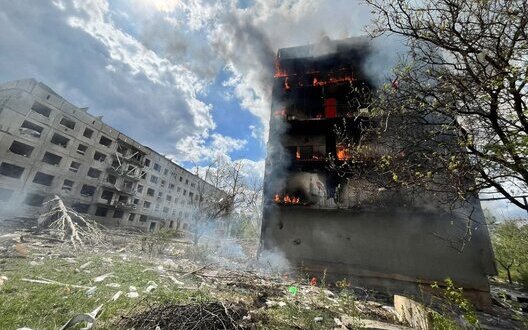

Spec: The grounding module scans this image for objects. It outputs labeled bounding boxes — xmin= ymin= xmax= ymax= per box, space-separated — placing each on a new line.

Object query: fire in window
xmin=336 ymin=144 xmax=351 ymax=160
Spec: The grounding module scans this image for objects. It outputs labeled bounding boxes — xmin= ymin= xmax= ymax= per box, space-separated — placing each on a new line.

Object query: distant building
xmin=260 ymin=37 xmax=496 ymax=308
xmin=0 ymin=79 xmax=219 ymax=231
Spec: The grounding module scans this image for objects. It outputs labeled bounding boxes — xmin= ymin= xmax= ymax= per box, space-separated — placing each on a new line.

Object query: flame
xmin=284 ymin=77 xmax=290 ymax=90
xmin=336 ymin=145 xmax=351 ymax=160
xmin=274 ymin=194 xmax=301 ymax=205
xmin=275 ymin=59 xmax=288 ymax=78
xmin=296 ymin=148 xmax=300 ymax=159
xmin=313 ymin=75 xmax=354 ymax=87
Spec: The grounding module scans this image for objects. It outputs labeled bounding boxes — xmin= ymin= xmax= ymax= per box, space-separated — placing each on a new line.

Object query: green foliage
xmin=491 ymin=220 xmax=528 ymax=284
xmin=430 ymin=278 xmax=479 ymax=329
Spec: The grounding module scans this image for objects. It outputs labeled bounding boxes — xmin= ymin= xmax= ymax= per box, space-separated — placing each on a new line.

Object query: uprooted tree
xmin=37 ymin=195 xmax=104 ymax=248
xmin=357 ymin=0 xmax=528 ymax=210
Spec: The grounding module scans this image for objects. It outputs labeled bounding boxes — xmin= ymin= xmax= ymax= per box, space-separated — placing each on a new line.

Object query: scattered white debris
xmin=0 ymin=275 xmax=7 ymax=287
xmin=265 ymin=300 xmax=287 ymax=308
xmin=106 ymin=283 xmax=121 ymax=288
xmin=85 ymin=286 xmax=97 ymax=296
xmin=127 ymin=286 xmax=139 ymax=298
xmin=165 ymin=275 xmax=184 ymax=286
xmin=144 ymin=281 xmax=158 ymax=293
xmin=111 ymin=291 xmax=123 ymax=302
xmin=93 ymin=272 xmax=115 ymax=283
xmin=126 ymin=291 xmax=139 ymax=299
xmin=314 ymin=316 xmax=323 ymax=322
xmin=29 ymin=261 xmax=40 ymax=266
xmin=80 ymin=261 xmax=92 ymax=270
xmin=59 ymin=304 xmax=103 ymax=330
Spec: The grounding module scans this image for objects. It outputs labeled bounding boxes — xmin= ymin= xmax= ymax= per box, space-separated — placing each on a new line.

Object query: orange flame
xmin=284 ymin=77 xmax=290 ymax=90
xmin=313 ymin=75 xmax=354 ymax=87
xmin=336 ymin=145 xmax=351 ymax=160
xmin=296 ymin=148 xmax=300 ymax=159
xmin=274 ymin=194 xmax=301 ymax=205
xmin=274 ymin=59 xmax=288 ymax=78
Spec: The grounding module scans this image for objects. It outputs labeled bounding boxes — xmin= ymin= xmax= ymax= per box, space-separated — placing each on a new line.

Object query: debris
xmin=37 ymin=195 xmax=105 ymax=248
xmin=0 ymin=275 xmax=7 ymax=287
xmin=394 ymin=295 xmax=432 ymax=329
xmin=111 ymin=291 xmax=123 ymax=302
xmin=14 ymin=242 xmax=28 ymax=257
xmin=265 ymin=300 xmax=287 ymax=308
xmin=127 ymin=291 xmax=139 ymax=299
xmin=314 ymin=316 xmax=323 ymax=322
xmin=21 ymin=277 xmax=91 ymax=289
xmin=85 ymin=286 xmax=97 ymax=297
xmin=80 ymin=261 xmax=92 ymax=269
xmin=59 ymin=304 xmax=103 ymax=330
xmin=144 ymin=280 xmax=158 ymax=293
xmin=165 ymin=275 xmax=184 ymax=286
xmin=309 ymin=277 xmax=317 ymax=286
xmin=127 ymin=286 xmax=139 ymax=298
xmin=106 ymin=283 xmax=121 ymax=288
xmin=288 ymin=286 xmax=298 ymax=296
xmin=93 ymin=272 xmax=114 ymax=283
xmin=118 ymin=302 xmax=248 ymax=329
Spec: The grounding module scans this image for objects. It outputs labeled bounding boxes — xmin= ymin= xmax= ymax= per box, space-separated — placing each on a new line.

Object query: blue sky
xmin=0 ymin=0 xmax=372 ymax=180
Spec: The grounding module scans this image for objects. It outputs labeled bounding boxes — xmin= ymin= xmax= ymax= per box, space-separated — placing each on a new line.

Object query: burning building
xmin=260 ymin=37 xmax=496 ymax=307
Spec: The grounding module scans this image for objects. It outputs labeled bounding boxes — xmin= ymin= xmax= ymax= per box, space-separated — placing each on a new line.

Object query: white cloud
xmin=173 ymin=131 xmax=247 ymax=163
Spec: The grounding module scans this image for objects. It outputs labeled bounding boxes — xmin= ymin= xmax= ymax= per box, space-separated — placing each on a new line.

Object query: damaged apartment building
xmin=260 ymin=37 xmax=496 ymax=307
xmin=0 ymin=79 xmax=220 ymax=232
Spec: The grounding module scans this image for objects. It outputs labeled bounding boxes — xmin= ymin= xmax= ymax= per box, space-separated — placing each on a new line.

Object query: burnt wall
xmin=260 ymin=204 xmax=496 ymax=292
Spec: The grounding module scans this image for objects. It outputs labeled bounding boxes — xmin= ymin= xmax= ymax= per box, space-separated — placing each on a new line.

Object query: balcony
xmin=111 ymin=201 xmax=137 ymax=210
xmin=106 ymin=167 xmax=141 ymax=181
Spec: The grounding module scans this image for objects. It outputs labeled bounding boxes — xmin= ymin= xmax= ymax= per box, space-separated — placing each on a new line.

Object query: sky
xmin=0 ymin=0 xmax=375 ymax=182
xmin=0 ymin=0 xmax=525 ymax=218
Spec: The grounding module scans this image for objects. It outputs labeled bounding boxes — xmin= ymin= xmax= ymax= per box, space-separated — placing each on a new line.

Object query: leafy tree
xmin=491 ymin=220 xmax=528 ymax=283
xmin=359 ymin=0 xmax=528 ymax=210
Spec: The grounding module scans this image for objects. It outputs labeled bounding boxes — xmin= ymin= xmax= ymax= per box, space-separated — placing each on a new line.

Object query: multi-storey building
xmin=0 ymin=79 xmax=219 ymax=231
xmin=260 ymin=37 xmax=496 ymax=307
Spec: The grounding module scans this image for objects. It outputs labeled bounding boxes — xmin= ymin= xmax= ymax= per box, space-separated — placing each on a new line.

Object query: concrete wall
xmin=261 ymin=204 xmax=496 ymax=294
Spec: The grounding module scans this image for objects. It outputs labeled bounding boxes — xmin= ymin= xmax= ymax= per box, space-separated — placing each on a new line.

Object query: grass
xmin=0 ymin=254 xmax=210 ymax=329
xmin=0 ymin=245 xmax=365 ymax=330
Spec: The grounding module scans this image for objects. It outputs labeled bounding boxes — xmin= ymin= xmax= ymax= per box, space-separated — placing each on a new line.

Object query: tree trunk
xmin=507 ymin=268 xmax=512 ymax=284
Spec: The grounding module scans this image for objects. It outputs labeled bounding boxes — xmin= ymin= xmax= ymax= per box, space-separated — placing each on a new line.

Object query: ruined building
xmin=0 ymin=79 xmax=220 ymax=231
xmin=260 ymin=38 xmax=496 ymax=306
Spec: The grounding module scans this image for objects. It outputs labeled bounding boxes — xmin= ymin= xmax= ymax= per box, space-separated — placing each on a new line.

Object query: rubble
xmin=59 ymin=304 xmax=103 ymax=330
xmin=117 ymin=302 xmax=249 ymax=330
xmin=0 ymin=223 xmax=526 ymax=329
xmin=37 ymin=195 xmax=105 ymax=248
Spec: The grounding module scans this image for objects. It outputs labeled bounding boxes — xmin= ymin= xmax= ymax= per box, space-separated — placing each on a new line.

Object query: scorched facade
xmin=260 ymin=37 xmax=496 ymax=307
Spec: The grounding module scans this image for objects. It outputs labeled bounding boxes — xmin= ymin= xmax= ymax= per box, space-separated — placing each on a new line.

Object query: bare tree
xmin=353 ymin=0 xmax=528 ymax=210
xmin=190 ymin=157 xmax=260 ymax=244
